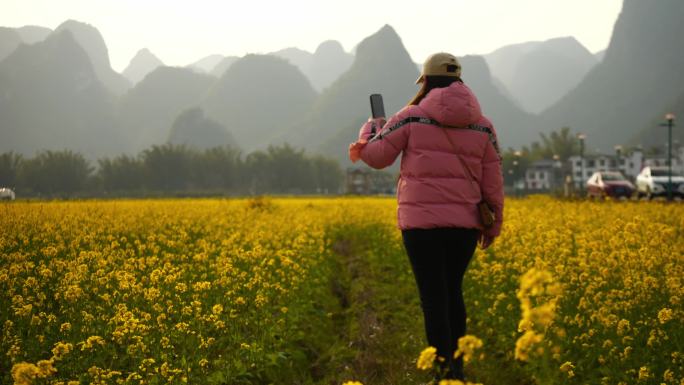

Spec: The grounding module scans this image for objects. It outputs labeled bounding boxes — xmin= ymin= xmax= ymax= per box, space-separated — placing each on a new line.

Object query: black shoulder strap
xmin=368 ymin=117 xmax=440 ymax=142
xmin=369 ymin=116 xmax=501 ymax=158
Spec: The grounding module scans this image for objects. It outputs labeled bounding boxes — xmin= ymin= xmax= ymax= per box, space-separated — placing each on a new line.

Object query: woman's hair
xmin=408 ymin=74 xmax=462 ymax=106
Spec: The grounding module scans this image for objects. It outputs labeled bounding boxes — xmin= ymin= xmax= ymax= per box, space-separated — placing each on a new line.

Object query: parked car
xmin=586 ymin=171 xmax=634 ymax=199
xmin=0 ymin=187 xmax=15 ymax=200
xmin=635 ymin=167 xmax=684 ymax=199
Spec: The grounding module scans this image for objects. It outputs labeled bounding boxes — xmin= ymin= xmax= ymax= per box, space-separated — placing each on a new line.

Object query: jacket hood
xmin=418 ymin=81 xmax=482 ymax=126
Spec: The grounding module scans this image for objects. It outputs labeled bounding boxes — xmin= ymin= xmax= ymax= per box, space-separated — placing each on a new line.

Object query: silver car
xmin=635 ymin=167 xmax=684 ymax=199
xmin=0 ymin=187 xmax=15 ymax=201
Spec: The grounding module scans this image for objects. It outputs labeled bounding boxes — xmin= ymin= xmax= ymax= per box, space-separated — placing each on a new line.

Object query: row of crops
xmin=1 ymin=197 xmax=682 ymax=384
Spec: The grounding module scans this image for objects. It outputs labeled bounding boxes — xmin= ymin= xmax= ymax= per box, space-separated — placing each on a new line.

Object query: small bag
xmin=477 ymin=200 xmax=495 ymax=228
xmin=440 ymin=126 xmax=495 ymax=229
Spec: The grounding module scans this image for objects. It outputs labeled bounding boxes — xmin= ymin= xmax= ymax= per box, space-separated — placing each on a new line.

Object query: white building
xmin=568 ymin=150 xmax=643 ymax=188
xmin=567 ymin=146 xmax=684 ymax=188
xmin=643 ymin=153 xmax=684 ymax=174
xmin=525 ymin=159 xmax=563 ymax=191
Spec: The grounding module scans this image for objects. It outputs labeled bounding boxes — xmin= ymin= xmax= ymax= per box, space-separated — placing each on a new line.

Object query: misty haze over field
xmin=1 ymin=0 xmax=683 ymax=167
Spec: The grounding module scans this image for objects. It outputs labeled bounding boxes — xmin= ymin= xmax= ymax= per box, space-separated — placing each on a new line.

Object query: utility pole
xmin=577 ymin=133 xmax=586 ymax=197
xmin=513 ymin=151 xmax=521 ymax=197
xmin=614 ymin=145 xmax=623 ymax=174
xmin=660 ymin=114 xmax=676 ymax=201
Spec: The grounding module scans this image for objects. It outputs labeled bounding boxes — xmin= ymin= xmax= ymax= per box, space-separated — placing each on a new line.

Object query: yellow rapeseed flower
xmin=51 ymin=342 xmax=73 ymax=360
xmin=36 ymin=359 xmax=57 ymax=377
xmin=559 ymin=361 xmax=575 ymax=378
xmin=439 ymin=380 xmax=465 ymax=385
xmin=454 ymin=335 xmax=483 ymax=363
xmin=11 ymin=362 xmax=42 ymax=385
xmin=616 ymin=319 xmax=630 ymax=335
xmin=515 ymin=331 xmax=543 ymax=362
xmin=417 ymin=346 xmax=437 ymax=370
xmin=78 ymin=335 xmax=106 ymax=351
xmin=657 ymin=308 xmax=673 ymax=324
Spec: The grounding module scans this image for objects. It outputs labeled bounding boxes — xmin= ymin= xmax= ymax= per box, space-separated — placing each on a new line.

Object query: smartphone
xmin=370 ymin=94 xmax=385 ymax=119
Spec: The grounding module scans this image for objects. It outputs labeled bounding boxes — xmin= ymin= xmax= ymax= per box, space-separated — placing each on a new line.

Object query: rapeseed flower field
xmin=1 ymin=197 xmax=682 ymax=384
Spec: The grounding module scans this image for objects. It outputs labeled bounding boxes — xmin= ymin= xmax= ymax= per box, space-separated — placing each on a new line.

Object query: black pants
xmin=402 ymin=227 xmax=479 ymax=380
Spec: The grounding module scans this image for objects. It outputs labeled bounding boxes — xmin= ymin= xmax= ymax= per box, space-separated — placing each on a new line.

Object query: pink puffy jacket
xmin=357 ymin=81 xmax=504 ymax=236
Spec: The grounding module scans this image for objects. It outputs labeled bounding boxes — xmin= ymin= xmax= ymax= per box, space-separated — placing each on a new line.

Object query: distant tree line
xmin=0 ymin=144 xmax=343 ymax=197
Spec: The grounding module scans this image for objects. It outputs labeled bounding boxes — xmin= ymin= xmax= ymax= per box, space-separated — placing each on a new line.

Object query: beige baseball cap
xmin=416 ymin=52 xmax=462 ymax=84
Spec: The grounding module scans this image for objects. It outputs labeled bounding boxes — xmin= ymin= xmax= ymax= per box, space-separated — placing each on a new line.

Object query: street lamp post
xmin=577 ymin=133 xmax=586 ymax=196
xmin=514 ymin=151 xmax=522 ymax=197
xmin=552 ymin=154 xmax=560 ymax=191
xmin=614 ymin=145 xmax=623 ymax=173
xmin=660 ymin=114 xmax=676 ymax=201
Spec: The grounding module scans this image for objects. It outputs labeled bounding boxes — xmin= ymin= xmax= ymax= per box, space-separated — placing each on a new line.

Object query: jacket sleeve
xmin=359 ymin=107 xmax=412 ymax=169
xmin=480 ymin=124 xmax=504 ymax=237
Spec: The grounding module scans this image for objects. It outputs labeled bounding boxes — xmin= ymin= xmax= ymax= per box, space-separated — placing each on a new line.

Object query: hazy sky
xmin=1 ymin=0 xmax=623 ymax=72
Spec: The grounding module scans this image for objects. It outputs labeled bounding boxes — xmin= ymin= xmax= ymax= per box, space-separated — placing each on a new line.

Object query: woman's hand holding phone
xmin=349 ymin=116 xmax=386 ymax=163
